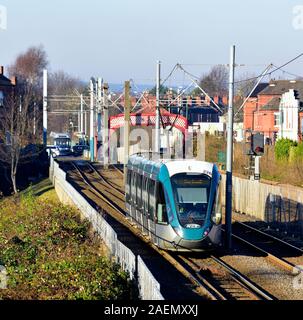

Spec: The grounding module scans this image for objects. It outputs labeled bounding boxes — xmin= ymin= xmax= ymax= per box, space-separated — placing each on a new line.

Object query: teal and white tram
xmin=125 ymin=155 xmax=222 ymax=252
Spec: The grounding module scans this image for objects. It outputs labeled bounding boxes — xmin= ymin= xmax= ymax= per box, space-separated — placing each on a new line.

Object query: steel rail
xmin=69 ymin=161 xmax=226 ymax=300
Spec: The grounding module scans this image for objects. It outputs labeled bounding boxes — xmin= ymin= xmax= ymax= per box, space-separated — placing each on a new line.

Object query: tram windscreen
xmin=171 ymin=173 xmax=211 ymax=228
xmin=55 ymin=138 xmax=71 ymax=147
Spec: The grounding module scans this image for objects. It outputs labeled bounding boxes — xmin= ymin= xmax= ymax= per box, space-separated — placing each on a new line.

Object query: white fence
xmin=138 ymin=256 xmax=163 ymax=300
xmin=50 ymin=158 xmax=164 ymax=300
xmin=220 ymin=174 xmax=303 ymax=222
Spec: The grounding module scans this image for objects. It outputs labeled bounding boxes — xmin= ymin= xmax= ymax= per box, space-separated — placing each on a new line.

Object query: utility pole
xmin=225 ymin=45 xmax=236 ymax=251
xmin=78 ymin=111 xmax=81 ymax=132
xmin=43 ymin=69 xmax=48 ymax=146
xmin=103 ymin=82 xmax=109 ymax=167
xmin=84 ymin=111 xmax=87 ymax=137
xmin=155 ymin=61 xmax=161 ymax=153
xmin=80 ymin=94 xmax=84 ymax=133
xmin=90 ymin=79 xmax=95 ymax=162
xmin=33 ymin=102 xmax=36 ymax=136
xmin=124 ymin=80 xmax=131 ymax=183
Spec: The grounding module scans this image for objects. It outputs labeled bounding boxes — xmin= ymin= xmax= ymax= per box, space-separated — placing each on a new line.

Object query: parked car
xmin=72 ymin=144 xmax=89 ymax=156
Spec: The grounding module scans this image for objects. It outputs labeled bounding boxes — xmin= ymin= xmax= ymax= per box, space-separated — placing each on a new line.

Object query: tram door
xmin=142 ymin=176 xmax=149 ymax=236
xmin=147 ymin=179 xmax=157 ymax=244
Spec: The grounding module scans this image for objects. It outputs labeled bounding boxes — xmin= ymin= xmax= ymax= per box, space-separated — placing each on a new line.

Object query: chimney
xmin=10 ymin=76 xmax=17 ymax=86
xmin=0 ymin=66 xmax=3 ymax=75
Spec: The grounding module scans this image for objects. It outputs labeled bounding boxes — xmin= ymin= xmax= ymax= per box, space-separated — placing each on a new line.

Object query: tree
xmin=8 ymin=45 xmax=48 ymax=85
xmin=193 ymin=65 xmax=228 ymax=97
xmin=0 ymin=86 xmax=37 ymax=193
xmin=48 ymin=71 xmax=85 ymax=134
xmin=0 ymin=45 xmax=49 ymax=193
xmin=49 ymin=71 xmax=82 ymax=95
xmin=233 ymin=72 xmax=258 ymax=122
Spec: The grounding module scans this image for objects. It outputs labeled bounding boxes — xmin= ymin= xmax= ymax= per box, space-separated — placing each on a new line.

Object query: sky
xmin=1 ymin=0 xmax=303 ymax=86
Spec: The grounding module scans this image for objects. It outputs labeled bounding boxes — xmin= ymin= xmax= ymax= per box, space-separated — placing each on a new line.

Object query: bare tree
xmin=0 ymin=86 xmax=36 ymax=193
xmin=195 ymin=65 xmax=229 ymax=97
xmin=48 ymin=71 xmax=85 ymax=134
xmin=235 ymin=72 xmax=257 ymax=98
xmin=8 ymin=45 xmax=48 ymax=85
xmin=0 ymin=45 xmax=49 ymax=193
xmin=233 ymin=72 xmax=257 ymax=122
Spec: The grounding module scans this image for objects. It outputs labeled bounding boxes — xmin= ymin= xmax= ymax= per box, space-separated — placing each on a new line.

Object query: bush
xmin=0 ymin=189 xmax=135 ymax=300
xmin=274 ymin=138 xmax=297 ymax=161
xmin=291 ymin=142 xmax=303 ymax=161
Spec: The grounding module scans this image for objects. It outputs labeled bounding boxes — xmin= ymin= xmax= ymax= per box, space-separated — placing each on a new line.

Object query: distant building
xmin=278 ymin=88 xmax=303 ymax=142
xmin=243 ymin=80 xmax=303 ymax=143
xmin=0 ymin=66 xmax=16 ymax=106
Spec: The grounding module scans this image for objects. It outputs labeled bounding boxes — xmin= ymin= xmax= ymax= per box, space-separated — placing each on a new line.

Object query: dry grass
xmin=204 ymin=135 xmax=303 ymax=187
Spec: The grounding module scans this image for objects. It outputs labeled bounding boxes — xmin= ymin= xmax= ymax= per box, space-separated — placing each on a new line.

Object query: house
xmin=0 ymin=66 xmax=16 ymax=106
xmin=243 ymin=80 xmax=303 ymax=143
xmin=278 ymin=87 xmax=303 ymax=142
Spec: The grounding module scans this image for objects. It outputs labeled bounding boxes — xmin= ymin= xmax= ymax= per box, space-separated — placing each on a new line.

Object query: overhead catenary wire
xmin=177 ymin=64 xmax=223 ymax=114
xmin=234 ymin=52 xmax=303 ymax=84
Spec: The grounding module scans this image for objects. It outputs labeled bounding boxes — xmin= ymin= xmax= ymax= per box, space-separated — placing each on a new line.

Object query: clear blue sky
xmin=1 ymin=0 xmax=302 ymax=85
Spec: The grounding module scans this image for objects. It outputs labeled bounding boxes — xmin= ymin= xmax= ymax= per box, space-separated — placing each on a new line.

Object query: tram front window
xmin=55 ymin=138 xmax=71 ymax=147
xmin=171 ymin=173 xmax=211 ymax=228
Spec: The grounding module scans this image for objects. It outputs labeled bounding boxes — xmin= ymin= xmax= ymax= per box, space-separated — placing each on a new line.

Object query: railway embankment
xmin=0 ymin=179 xmax=134 ymax=300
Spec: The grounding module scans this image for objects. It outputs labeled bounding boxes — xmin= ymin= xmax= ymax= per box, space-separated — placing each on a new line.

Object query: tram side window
xmin=137 ymin=174 xmax=143 ymax=208
xmin=157 ymin=183 xmax=168 ymax=224
xmin=126 ymin=170 xmax=131 ymax=202
xmin=131 ymin=172 xmax=136 ymax=203
xmin=142 ymin=177 xmax=148 ymax=214
xmin=148 ymin=179 xmax=156 ymax=220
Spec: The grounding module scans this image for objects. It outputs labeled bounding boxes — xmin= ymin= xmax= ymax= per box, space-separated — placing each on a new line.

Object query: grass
xmin=204 ymin=135 xmax=303 ymax=187
xmin=0 ymin=179 xmax=135 ymax=300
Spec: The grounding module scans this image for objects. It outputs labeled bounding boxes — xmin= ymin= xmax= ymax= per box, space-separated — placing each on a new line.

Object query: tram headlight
xmin=212 ymin=212 xmax=222 ymax=225
xmin=203 ymin=228 xmax=210 ymax=237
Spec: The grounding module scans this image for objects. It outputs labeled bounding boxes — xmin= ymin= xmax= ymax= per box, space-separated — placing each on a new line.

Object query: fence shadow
xmin=263 ymin=193 xmax=303 ymax=240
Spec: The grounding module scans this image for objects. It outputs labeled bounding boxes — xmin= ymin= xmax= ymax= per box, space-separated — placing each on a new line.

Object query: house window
xmin=274 ymin=113 xmax=280 ymax=127
xmin=0 ymin=91 xmax=3 ymax=107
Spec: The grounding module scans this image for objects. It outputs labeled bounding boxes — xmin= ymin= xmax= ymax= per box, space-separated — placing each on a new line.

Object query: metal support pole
xmin=80 ymin=94 xmax=84 ymax=133
xmin=97 ymin=78 xmax=102 ymax=144
xmin=33 ymin=102 xmax=36 ymax=136
xmin=43 ymin=69 xmax=48 ymax=146
xmin=90 ymin=79 xmax=95 ymax=162
xmin=254 ymin=156 xmax=260 ymax=180
xmin=225 ymin=45 xmax=236 ymax=251
xmin=103 ymin=82 xmax=109 ymax=167
xmin=124 ymin=81 xmax=131 ymax=183
xmin=78 ymin=111 xmax=81 ymax=132
xmin=84 ymin=111 xmax=87 ymax=137
xmin=155 ymin=61 xmax=161 ymax=153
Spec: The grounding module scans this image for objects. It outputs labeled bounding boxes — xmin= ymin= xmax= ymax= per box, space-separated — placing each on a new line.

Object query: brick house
xmin=0 ymin=66 xmax=16 ymax=106
xmin=243 ymin=80 xmax=303 ymax=143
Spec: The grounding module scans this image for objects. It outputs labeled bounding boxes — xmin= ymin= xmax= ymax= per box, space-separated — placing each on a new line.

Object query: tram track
xmin=66 ymin=160 xmax=283 ymax=300
xmin=174 ymin=254 xmax=276 ymax=300
xmin=228 ymin=221 xmax=303 ymax=273
xmin=62 ymin=160 xmax=303 ymax=300
xmin=89 ymin=163 xmax=125 ymax=196
xmin=69 ymin=161 xmax=218 ymax=300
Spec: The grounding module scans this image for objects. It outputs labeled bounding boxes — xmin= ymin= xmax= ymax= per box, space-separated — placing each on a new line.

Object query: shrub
xmin=0 ymin=189 xmax=135 ymax=300
xmin=274 ymin=138 xmax=297 ymax=161
xmin=292 ymin=142 xmax=303 ymax=161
